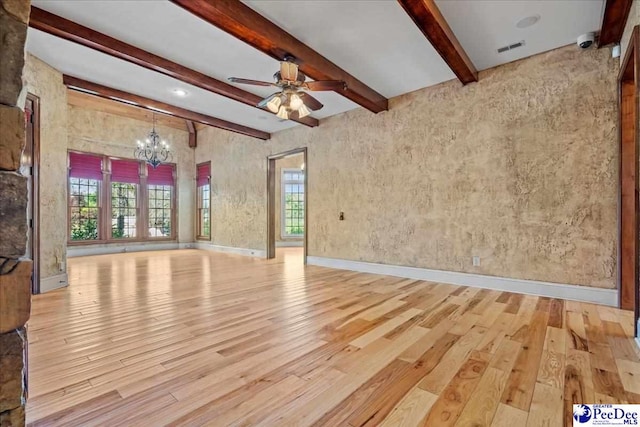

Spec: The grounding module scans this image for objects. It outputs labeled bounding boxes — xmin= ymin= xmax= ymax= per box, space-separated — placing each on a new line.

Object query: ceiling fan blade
xmin=228 ymin=77 xmax=277 ymax=87
xmin=301 ymin=92 xmax=323 ymax=111
xmin=305 ymin=80 xmax=347 ymax=91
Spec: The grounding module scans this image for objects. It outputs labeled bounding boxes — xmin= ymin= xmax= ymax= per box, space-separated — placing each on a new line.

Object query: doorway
xmin=23 ymin=93 xmax=40 ymax=294
xmin=267 ymin=148 xmax=307 ymax=263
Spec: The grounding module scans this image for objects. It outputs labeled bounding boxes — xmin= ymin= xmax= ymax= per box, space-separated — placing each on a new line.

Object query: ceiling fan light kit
xmin=266 ymin=95 xmax=282 ymax=113
xmin=289 ymin=93 xmax=304 ymax=110
xmin=228 ymin=58 xmax=346 ymax=122
xmin=277 ymin=105 xmax=289 ymax=119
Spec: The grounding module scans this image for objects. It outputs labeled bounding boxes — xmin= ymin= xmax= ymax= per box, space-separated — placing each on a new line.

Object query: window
xmin=196 ymin=162 xmax=211 ymax=239
xmin=69 ymin=178 xmax=100 ymax=241
xmin=110 ymin=159 xmax=140 ymax=239
xmin=147 ymin=164 xmax=174 ymax=238
xmin=67 ymin=151 xmax=177 ymax=244
xmin=68 ymin=152 xmax=103 ymax=241
xmin=282 ymin=169 xmax=305 ymax=237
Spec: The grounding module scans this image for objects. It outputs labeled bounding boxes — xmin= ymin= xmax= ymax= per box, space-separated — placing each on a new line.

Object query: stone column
xmin=0 ymin=1 xmax=32 ymax=426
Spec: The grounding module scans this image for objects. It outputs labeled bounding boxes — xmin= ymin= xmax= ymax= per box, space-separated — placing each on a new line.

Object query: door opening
xmin=24 ymin=93 xmax=40 ymax=294
xmin=267 ymin=148 xmax=307 ymax=264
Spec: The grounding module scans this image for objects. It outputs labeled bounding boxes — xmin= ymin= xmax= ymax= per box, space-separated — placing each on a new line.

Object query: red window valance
xmin=69 ymin=152 xmax=103 ymax=180
xmin=111 ymin=159 xmax=140 ymax=184
xmin=197 ymin=163 xmax=210 ymax=187
xmin=147 ymin=163 xmax=174 ymax=186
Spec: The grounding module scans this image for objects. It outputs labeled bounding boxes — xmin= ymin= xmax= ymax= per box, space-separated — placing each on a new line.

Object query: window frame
xmin=67 ymin=150 xmax=177 ymax=245
xmin=68 ymin=176 xmax=101 ymax=242
xmin=146 ymin=162 xmax=177 ymax=241
xmin=196 ymin=161 xmax=211 ymax=241
xmin=281 ymin=168 xmax=305 ymax=239
xmin=147 ymin=183 xmax=176 ymax=240
xmin=110 ymin=180 xmax=139 ymax=240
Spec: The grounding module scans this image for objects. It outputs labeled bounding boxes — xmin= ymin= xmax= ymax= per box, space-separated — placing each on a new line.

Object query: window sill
xmin=68 ymin=237 xmax=176 ymax=246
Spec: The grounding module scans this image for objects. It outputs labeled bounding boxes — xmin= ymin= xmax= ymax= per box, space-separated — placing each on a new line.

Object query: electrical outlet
xmin=472 ymin=256 xmax=480 ymax=267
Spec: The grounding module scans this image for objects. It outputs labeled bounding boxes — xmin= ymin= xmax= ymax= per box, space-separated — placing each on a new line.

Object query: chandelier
xmin=135 ymin=114 xmax=172 ymax=168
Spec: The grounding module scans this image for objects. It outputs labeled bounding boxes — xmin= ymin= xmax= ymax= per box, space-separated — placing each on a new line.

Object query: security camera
xmin=577 ymin=33 xmax=595 ymax=49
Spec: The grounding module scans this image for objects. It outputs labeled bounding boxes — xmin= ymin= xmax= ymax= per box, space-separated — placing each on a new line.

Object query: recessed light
xmin=172 ymin=88 xmax=188 ymax=97
xmin=516 ymin=15 xmax=540 ymax=29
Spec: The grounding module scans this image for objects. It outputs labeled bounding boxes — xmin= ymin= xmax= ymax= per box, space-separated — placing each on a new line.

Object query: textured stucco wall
xmin=194 ymin=134 xmax=267 ymax=250
xmin=23 ymin=54 xmax=68 ymax=281
xmin=196 ymin=45 xmax=618 ymax=289
xmin=275 ymin=154 xmax=304 ymax=243
xmin=67 ymin=107 xmax=195 ymax=243
xmin=24 ymin=53 xmax=195 ymax=284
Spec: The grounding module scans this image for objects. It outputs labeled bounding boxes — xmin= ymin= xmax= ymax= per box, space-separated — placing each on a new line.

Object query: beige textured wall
xmin=23 ymin=54 xmax=68 ymax=280
xmin=24 ymin=53 xmax=196 ymax=283
xmin=275 ymin=154 xmax=304 ymax=243
xmin=196 ymin=45 xmax=618 ymax=289
xmin=194 ymin=134 xmax=266 ymax=249
xmin=67 ymin=107 xmax=195 ymax=243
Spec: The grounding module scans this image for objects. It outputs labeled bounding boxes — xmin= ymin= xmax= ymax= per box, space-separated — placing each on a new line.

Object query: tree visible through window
xmin=67 ymin=151 xmax=177 ymax=243
xmin=149 ymin=185 xmax=172 ymax=237
xmin=282 ymin=169 xmax=304 ymax=237
xmin=69 ymin=177 xmax=99 ymax=241
xmin=198 ymin=185 xmax=210 ymax=238
xmin=196 ymin=162 xmax=211 ymax=239
xmin=111 ymin=182 xmax=137 ymax=238
xmin=147 ymin=163 xmax=174 ymax=238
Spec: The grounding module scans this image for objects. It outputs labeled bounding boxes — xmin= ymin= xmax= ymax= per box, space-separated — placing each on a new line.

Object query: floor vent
xmin=497 ymin=40 xmax=525 ymax=53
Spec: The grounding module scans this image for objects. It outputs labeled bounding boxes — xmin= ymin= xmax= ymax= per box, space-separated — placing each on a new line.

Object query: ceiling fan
xmin=228 ymin=57 xmax=347 ymax=121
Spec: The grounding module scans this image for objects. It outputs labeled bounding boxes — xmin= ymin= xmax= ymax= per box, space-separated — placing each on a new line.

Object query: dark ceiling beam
xmin=186 ymin=120 xmax=197 ymax=148
xmin=397 ymin=0 xmax=477 ymax=84
xmin=170 ymin=0 xmax=388 ymax=113
xmin=598 ymin=0 xmax=634 ymax=47
xmin=28 ymin=7 xmax=318 ymax=127
xmin=63 ymin=75 xmax=270 ymax=140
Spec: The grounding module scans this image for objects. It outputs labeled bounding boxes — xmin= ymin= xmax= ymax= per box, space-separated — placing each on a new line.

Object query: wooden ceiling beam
xmin=186 ymin=120 xmax=197 ymax=148
xmin=598 ymin=0 xmax=634 ymax=47
xmin=397 ymin=0 xmax=477 ymax=84
xmin=63 ymin=75 xmax=270 ymax=140
xmin=170 ymin=0 xmax=388 ymax=113
xmin=28 ymin=6 xmax=318 ymax=127
xmin=67 ymin=90 xmax=189 ymax=131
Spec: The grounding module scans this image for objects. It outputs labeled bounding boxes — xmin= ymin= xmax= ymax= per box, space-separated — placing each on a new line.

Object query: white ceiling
xmin=436 ymin=0 xmax=605 ymax=71
xmin=244 ymin=0 xmax=456 ymax=98
xmin=28 ymin=0 xmax=606 ymax=136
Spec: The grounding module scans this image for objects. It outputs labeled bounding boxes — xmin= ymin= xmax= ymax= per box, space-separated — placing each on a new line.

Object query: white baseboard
xmin=40 ymin=273 xmax=68 ymax=293
xmin=194 ymin=242 xmax=266 ymax=258
xmin=276 ymin=241 xmax=304 ymax=247
xmin=67 ymin=241 xmax=189 ymax=258
xmin=307 ymin=256 xmax=618 ymax=307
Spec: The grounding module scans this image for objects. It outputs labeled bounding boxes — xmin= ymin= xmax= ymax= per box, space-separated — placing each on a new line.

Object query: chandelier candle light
xmin=135 ymin=114 xmax=172 ymax=168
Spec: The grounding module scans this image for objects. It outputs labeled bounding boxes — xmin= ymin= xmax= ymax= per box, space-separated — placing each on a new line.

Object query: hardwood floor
xmin=26 ymin=248 xmax=640 ymax=426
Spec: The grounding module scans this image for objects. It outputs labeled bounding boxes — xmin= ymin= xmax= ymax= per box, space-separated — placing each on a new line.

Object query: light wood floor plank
xmin=24 ymin=249 xmax=639 ymax=426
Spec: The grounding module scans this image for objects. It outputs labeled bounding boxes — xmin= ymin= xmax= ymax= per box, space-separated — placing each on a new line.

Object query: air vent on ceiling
xmin=497 ymin=40 xmax=526 ymax=53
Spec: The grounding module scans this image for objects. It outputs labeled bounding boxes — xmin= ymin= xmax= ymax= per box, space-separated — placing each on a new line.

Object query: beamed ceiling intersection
xmin=28 ymin=0 xmax=630 ymax=141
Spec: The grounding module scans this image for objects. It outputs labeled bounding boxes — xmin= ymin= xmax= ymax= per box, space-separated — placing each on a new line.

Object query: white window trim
xmin=281 ymin=168 xmax=304 ymax=239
